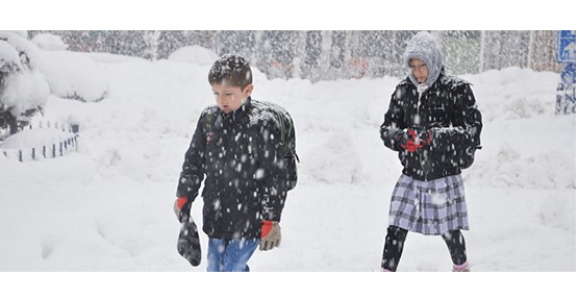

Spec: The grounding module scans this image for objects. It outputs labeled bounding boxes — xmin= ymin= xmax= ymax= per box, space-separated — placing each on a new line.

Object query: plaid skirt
xmin=388 ymin=174 xmax=469 ymax=235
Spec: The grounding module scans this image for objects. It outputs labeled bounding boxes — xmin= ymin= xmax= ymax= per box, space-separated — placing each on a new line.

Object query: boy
xmin=174 ymin=54 xmax=298 ymax=272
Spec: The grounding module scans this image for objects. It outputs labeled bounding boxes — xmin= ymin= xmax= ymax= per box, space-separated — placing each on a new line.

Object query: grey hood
xmin=403 ymin=31 xmax=444 ymax=90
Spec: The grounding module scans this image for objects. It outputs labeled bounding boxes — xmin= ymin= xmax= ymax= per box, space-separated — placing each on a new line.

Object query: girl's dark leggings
xmin=381 ymin=225 xmax=467 ymax=271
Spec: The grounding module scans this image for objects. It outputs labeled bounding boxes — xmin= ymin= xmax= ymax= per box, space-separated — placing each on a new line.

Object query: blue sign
xmin=557 ymin=30 xmax=576 ymax=63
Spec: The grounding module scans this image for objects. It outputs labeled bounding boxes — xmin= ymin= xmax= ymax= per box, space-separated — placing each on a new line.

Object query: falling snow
xmin=0 ymin=35 xmax=574 ymax=274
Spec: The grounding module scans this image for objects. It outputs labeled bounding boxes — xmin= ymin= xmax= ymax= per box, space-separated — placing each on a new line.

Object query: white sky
xmin=3 ymin=1 xmax=578 ymax=30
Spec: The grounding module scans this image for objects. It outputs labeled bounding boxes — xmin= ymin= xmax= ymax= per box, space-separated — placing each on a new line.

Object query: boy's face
xmin=409 ymin=58 xmax=429 ymax=84
xmin=211 ymin=83 xmax=253 ymax=114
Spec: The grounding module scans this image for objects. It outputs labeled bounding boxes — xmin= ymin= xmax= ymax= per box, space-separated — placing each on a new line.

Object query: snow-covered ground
xmin=1 ymin=49 xmax=575 ymax=297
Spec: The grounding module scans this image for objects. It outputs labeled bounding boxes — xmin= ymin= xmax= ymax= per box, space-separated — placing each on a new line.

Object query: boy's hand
xmin=173 ymin=196 xmax=189 ymax=221
xmin=260 ymin=220 xmax=281 ymax=251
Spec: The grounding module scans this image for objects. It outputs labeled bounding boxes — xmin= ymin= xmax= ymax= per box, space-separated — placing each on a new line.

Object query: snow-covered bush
xmin=34 ymin=50 xmax=108 ymax=102
xmin=1 ymin=31 xmax=50 ymax=135
xmin=31 ymin=33 xmax=68 ymax=51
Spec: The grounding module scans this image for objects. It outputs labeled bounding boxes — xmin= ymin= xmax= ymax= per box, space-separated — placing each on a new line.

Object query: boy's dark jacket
xmin=380 ymin=73 xmax=483 ymax=181
xmin=177 ymin=97 xmax=297 ymax=239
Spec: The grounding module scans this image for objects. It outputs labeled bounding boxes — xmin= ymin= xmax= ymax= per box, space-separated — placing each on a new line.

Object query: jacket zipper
xmin=416 ymin=88 xmax=428 ymax=181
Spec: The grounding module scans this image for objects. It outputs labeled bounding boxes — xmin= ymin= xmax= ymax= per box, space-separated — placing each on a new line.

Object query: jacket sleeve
xmin=431 ymin=83 xmax=482 ymax=151
xmin=176 ymin=113 xmax=206 ymax=201
xmin=380 ymin=85 xmax=406 ymax=152
xmin=258 ymin=119 xmax=288 ymax=222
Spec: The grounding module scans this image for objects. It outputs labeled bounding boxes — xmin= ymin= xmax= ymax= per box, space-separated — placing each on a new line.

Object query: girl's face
xmin=410 ymin=58 xmax=429 ymax=84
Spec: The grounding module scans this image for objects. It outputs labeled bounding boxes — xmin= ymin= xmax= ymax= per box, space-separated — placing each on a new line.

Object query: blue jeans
xmin=206 ymin=238 xmax=259 ymax=272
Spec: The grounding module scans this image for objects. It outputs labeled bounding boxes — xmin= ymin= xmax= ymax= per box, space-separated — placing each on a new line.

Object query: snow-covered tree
xmin=1 ymin=31 xmax=49 ymax=136
xmin=25 ymin=30 xmax=565 ymax=82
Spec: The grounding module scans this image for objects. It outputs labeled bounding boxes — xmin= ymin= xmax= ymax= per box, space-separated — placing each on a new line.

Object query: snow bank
xmin=34 ymin=50 xmax=108 ymax=102
xmin=31 ymin=33 xmax=68 ymax=51
xmin=167 ymin=45 xmax=219 ymax=66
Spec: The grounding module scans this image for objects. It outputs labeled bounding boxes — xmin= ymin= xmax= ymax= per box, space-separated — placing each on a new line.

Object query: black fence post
xmin=5 ymin=122 xmax=81 ymax=162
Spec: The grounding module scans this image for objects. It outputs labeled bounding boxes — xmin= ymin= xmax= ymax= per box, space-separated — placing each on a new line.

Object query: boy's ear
xmin=244 ymin=84 xmax=254 ymax=96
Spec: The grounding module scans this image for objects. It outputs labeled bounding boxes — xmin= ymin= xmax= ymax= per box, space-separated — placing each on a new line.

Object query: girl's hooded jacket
xmin=380 ymin=32 xmax=483 ymax=181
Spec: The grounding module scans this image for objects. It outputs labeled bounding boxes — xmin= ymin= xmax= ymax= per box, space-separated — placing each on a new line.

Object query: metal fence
xmin=1 ymin=121 xmax=79 ymax=162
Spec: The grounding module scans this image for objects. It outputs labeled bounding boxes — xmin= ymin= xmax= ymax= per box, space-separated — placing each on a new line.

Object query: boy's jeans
xmin=206 ymin=238 xmax=259 ymax=272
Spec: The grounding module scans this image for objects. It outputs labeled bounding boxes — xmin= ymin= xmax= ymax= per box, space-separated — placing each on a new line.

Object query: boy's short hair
xmin=208 ymin=54 xmax=253 ymax=89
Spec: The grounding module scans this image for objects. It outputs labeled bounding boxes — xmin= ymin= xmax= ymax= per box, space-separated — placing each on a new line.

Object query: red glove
xmin=400 ymin=129 xmax=423 ymax=152
xmin=176 ymin=197 xmax=188 ymax=209
xmin=260 ymin=220 xmax=281 ymax=251
xmin=261 ymin=220 xmax=273 ymax=238
xmin=399 ymin=128 xmax=433 ymax=152
xmin=173 ymin=196 xmax=189 ymax=221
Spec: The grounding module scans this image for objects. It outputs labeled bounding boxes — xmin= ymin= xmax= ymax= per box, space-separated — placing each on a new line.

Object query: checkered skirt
xmin=388 ymin=174 xmax=469 ymax=235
